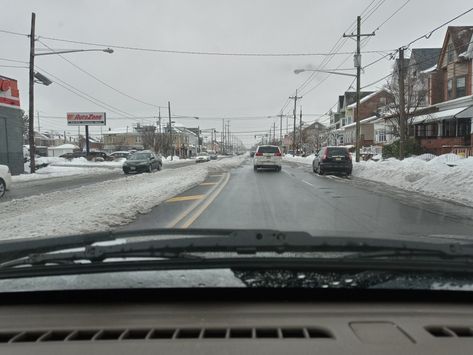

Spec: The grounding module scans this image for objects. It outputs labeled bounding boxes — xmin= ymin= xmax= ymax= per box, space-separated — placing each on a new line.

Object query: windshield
xmin=1 ymin=1 xmax=473 ymax=293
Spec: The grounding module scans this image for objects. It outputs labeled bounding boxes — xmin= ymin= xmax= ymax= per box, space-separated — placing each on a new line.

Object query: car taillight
xmin=322 ymin=154 xmax=327 ymax=160
xmin=274 ymin=152 xmax=281 ymax=156
xmin=347 ymin=153 xmax=352 ymax=160
xmin=255 ymin=152 xmax=263 ymax=156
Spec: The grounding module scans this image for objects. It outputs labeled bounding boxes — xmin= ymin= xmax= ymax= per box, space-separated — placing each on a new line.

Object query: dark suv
xmin=312 ymin=146 xmax=352 ymax=176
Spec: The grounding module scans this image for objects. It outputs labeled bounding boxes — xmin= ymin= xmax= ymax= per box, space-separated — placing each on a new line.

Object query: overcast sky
xmin=2 ymin=0 xmax=473 ymax=146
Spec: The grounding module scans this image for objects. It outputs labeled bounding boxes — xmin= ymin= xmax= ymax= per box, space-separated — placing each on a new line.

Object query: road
xmin=121 ymin=159 xmax=473 ymax=237
xmin=2 ymin=160 xmax=196 ymax=202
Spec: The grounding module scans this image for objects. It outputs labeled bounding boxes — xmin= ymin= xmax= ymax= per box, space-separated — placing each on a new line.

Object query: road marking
xmin=200 ymin=182 xmax=218 ymax=186
xmin=209 ymin=174 xmax=223 ymax=177
xmin=181 ymin=172 xmax=231 ymax=228
xmin=166 ymin=194 xmax=205 ymax=203
xmin=302 ymin=180 xmax=314 ymax=187
xmin=166 ymin=174 xmax=226 ymax=228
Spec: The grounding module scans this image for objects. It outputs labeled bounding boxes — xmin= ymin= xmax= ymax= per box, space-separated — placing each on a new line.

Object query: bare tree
xmin=383 ymin=62 xmax=429 ymax=139
xmin=22 ymin=113 xmax=29 ymax=139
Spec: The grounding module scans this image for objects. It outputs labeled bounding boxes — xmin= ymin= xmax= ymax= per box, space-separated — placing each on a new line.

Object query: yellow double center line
xmin=166 ymin=173 xmax=230 ymax=228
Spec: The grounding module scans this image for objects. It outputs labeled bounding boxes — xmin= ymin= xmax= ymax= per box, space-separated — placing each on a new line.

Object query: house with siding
xmin=412 ymin=26 xmax=473 ymax=155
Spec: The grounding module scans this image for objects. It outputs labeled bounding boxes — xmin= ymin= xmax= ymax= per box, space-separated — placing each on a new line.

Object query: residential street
xmin=1 ymin=160 xmax=197 ymax=202
xmin=120 ymin=159 xmax=473 ymax=237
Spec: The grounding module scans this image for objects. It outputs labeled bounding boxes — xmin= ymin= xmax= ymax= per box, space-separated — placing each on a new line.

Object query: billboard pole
xmin=85 ymin=125 xmax=90 ymax=154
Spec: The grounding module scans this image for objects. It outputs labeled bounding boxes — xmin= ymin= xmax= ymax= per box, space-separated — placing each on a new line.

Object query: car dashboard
xmin=0 ymin=289 xmax=472 ymax=354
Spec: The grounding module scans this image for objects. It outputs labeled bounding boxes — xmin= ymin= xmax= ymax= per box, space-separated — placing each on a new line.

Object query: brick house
xmin=413 ymin=26 xmax=473 ymax=154
xmin=342 ymin=89 xmax=393 ymax=146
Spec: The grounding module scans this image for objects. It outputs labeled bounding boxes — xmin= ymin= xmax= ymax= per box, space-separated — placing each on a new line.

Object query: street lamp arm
xmin=35 ymin=48 xmax=114 ymax=56
xmin=294 ymin=69 xmax=356 ymax=77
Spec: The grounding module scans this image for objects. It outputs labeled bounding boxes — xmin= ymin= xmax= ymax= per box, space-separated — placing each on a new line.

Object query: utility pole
xmin=279 ymin=112 xmax=283 ymax=146
xmin=343 ymin=15 xmax=375 ymax=162
xmin=398 ymin=47 xmax=406 ymax=160
xmin=222 ymin=119 xmax=225 ymax=154
xmin=273 ymin=121 xmax=276 ymax=144
xmin=28 ymin=12 xmax=36 ymax=173
xmin=168 ymin=101 xmax=173 ymax=161
xmin=289 ymin=89 xmax=302 ymax=157
xmin=299 ymin=106 xmax=303 ymax=154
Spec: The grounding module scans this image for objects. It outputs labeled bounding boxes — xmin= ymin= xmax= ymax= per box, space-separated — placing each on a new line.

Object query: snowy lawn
xmin=1 ymin=155 xmax=246 ymax=240
xmin=283 ymin=154 xmax=314 ymax=165
xmin=12 ymin=165 xmax=122 ymax=183
xmin=353 ymin=154 xmax=473 ymax=207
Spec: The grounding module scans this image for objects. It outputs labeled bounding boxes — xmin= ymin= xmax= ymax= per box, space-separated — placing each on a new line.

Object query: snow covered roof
xmin=411 ymin=107 xmax=468 ymax=124
xmin=346 ymin=90 xmax=386 ymax=109
xmin=420 ymin=64 xmax=437 ymax=74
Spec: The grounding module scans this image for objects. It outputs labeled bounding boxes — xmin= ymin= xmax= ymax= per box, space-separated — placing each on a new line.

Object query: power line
xmin=37 ymin=39 xmax=166 ymax=109
xmin=373 ymin=0 xmax=412 ymax=33
xmin=0 ymin=29 xmax=28 ymax=37
xmin=0 ymin=57 xmax=28 ymax=64
xmin=406 ymin=7 xmax=473 ymax=48
xmin=35 ymin=65 xmax=138 ymax=118
xmin=36 ymin=34 xmax=390 ymax=57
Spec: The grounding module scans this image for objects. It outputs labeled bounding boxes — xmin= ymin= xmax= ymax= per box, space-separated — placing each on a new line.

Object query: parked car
xmin=312 ymin=146 xmax=352 ymax=176
xmin=86 ymin=151 xmax=114 ymax=161
xmin=253 ymin=145 xmax=282 ymax=172
xmin=110 ymin=151 xmax=131 ymax=160
xmin=0 ymin=164 xmax=12 ymax=199
xmin=208 ymin=151 xmax=218 ymax=160
xmin=60 ymin=151 xmax=85 ymax=160
xmin=196 ymin=152 xmax=210 ymax=163
xmin=123 ymin=151 xmax=162 ymax=174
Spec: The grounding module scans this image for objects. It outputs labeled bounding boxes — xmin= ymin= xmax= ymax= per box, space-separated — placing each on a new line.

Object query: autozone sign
xmin=67 ymin=112 xmax=106 ymax=126
xmin=0 ymin=77 xmax=21 ymax=109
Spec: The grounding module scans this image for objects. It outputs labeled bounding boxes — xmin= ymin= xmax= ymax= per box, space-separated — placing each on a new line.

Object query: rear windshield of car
xmin=129 ymin=153 xmax=150 ymax=160
xmin=327 ymin=148 xmax=349 ymax=157
xmin=257 ymin=146 xmax=279 ymax=153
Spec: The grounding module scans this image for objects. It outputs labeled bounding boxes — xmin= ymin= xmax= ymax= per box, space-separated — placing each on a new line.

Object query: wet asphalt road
xmin=2 ymin=160 xmax=196 ymax=202
xmin=123 ymin=159 xmax=473 ymax=237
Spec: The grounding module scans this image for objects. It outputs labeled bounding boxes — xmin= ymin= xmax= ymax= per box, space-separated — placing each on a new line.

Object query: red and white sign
xmin=0 ymin=77 xmax=21 ymax=109
xmin=67 ymin=112 xmax=106 ymax=126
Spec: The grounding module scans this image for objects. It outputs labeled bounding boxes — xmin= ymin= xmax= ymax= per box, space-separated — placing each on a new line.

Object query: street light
xmin=294 ymin=67 xmax=363 ymax=162
xmin=28 ymin=12 xmax=114 ymax=173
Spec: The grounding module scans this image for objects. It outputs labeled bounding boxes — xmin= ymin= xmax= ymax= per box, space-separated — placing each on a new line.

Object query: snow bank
xmin=353 ymin=155 xmax=473 ymax=207
xmin=12 ymin=166 xmax=120 ymax=183
xmin=1 ymin=155 xmax=246 ymax=240
xmin=283 ymin=154 xmax=314 ymax=165
xmin=52 ymin=157 xmax=126 ymax=168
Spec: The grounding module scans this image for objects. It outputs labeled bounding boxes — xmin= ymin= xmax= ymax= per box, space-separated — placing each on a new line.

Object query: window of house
xmin=379 ymin=97 xmax=386 ymax=106
xmin=447 ymin=43 xmax=454 ymax=63
xmin=442 ymin=119 xmax=456 ymax=137
xmin=376 ymin=129 xmax=386 ymax=143
xmin=458 ymin=118 xmax=471 ymax=137
xmin=447 ymin=79 xmax=453 ymax=100
xmin=136 ymin=136 xmax=142 ymax=143
xmin=456 ymin=76 xmax=466 ymax=98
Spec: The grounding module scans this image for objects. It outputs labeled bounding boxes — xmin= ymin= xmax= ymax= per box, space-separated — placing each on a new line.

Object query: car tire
xmin=318 ymin=165 xmax=324 ymax=175
xmin=157 ymin=163 xmax=162 ymax=171
xmin=0 ymin=179 xmax=5 ymax=198
xmin=253 ymin=166 xmax=258 ymax=172
xmin=312 ymin=164 xmax=317 ymax=173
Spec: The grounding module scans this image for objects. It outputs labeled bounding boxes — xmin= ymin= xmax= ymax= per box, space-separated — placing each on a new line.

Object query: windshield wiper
xmin=0 ymin=229 xmax=472 ymax=280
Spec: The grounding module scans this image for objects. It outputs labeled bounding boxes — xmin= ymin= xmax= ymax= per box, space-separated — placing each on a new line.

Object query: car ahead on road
xmin=109 ymin=151 xmax=131 ymax=160
xmin=196 ymin=152 xmax=211 ymax=163
xmin=253 ymin=145 xmax=282 ymax=172
xmin=123 ymin=151 xmax=162 ymax=174
xmin=0 ymin=164 xmax=12 ymax=199
xmin=312 ymin=146 xmax=352 ymax=176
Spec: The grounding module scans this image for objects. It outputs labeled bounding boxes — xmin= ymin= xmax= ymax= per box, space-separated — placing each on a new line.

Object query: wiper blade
xmin=1 ymin=229 xmax=473 ymax=279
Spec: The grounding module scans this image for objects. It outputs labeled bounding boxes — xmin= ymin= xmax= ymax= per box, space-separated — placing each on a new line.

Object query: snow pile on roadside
xmin=12 ymin=165 xmax=120 ymax=183
xmin=353 ymin=155 xmax=473 ymax=207
xmin=1 ymin=155 xmax=246 ymax=240
xmin=283 ymin=154 xmax=314 ymax=165
xmin=52 ymin=157 xmax=126 ymax=168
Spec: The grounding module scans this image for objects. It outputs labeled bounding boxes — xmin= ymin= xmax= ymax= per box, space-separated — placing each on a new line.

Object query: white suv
xmin=0 ymin=164 xmax=12 ymax=198
xmin=253 ymin=145 xmax=282 ymax=172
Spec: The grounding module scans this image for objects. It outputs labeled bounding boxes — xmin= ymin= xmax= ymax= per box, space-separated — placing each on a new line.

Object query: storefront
xmin=0 ymin=75 xmax=24 ymax=175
